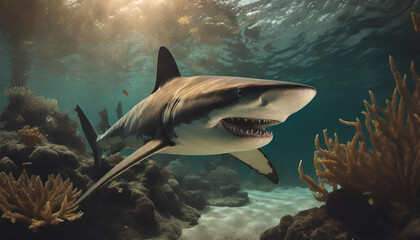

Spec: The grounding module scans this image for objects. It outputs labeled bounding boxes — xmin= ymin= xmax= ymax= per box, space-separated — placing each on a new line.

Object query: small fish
xmin=123 ymin=90 xmax=129 ymax=96
xmin=72 ymin=98 xmax=74 ymax=102
xmin=126 ymin=64 xmax=132 ymax=68
xmin=73 ymin=70 xmax=81 ymax=75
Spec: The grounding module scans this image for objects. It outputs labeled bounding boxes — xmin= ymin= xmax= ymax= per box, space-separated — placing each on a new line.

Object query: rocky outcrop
xmin=260 ymin=206 xmax=356 ymax=240
xmin=0 ymin=128 xmax=199 ymax=240
xmin=167 ymin=160 xmax=249 ymax=210
xmin=260 ymin=189 xmax=420 ymax=240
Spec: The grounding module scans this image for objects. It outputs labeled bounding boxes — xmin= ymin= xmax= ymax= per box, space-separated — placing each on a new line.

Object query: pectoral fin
xmin=230 ymin=149 xmax=279 ymax=184
xmin=74 ymin=139 xmax=170 ymax=206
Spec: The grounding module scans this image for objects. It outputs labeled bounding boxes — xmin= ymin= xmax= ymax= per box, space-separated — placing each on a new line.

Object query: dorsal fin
xmin=152 ymin=47 xmax=181 ymax=93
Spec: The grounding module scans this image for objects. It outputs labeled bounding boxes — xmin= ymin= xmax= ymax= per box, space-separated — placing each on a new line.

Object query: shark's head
xmin=165 ymin=76 xmax=316 ymax=154
xmin=154 ymin=47 xmax=316 ymax=154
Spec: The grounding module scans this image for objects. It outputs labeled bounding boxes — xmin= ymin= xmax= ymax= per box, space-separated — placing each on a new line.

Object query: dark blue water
xmin=0 ymin=0 xmax=419 ymax=184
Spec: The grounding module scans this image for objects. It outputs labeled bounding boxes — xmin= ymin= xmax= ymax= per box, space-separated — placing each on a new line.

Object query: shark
xmin=73 ymin=47 xmax=316 ymax=206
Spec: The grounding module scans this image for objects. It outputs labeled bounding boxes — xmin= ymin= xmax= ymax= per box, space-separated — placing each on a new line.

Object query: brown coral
xmin=17 ymin=125 xmax=44 ymax=146
xmin=0 ymin=170 xmax=83 ymax=231
xmin=299 ymin=56 xmax=420 ymax=219
xmin=412 ymin=12 xmax=420 ymax=32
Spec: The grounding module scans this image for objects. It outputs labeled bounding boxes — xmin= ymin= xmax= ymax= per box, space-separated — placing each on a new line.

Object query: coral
xmin=4 ymin=86 xmax=58 ymax=113
xmin=4 ymin=86 xmax=33 ymax=100
xmin=17 ymin=125 xmax=43 ymax=146
xmin=0 ymin=170 xmax=83 ymax=231
xmin=299 ymin=56 xmax=420 ymax=219
xmin=97 ymin=108 xmax=110 ymax=133
xmin=27 ymin=95 xmax=58 ymax=113
xmin=412 ymin=12 xmax=420 ymax=32
xmin=116 ymin=101 xmax=123 ymax=119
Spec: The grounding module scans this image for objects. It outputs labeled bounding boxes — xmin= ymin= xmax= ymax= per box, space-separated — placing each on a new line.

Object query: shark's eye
xmin=237 ymin=89 xmax=243 ymax=97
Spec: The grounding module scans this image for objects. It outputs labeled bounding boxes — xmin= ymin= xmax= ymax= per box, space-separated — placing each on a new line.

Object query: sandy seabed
xmin=181 ymin=187 xmax=322 ymax=240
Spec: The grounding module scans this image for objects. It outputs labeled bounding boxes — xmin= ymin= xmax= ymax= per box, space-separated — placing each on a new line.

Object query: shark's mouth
xmin=221 ymin=117 xmax=280 ymax=137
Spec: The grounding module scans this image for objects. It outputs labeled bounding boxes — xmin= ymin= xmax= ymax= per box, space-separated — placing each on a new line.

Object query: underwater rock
xmin=0 ymin=128 xmax=199 ymax=239
xmin=0 ymin=156 xmax=19 ymax=175
xmin=209 ymin=192 xmax=249 ymax=207
xmin=220 ymin=182 xmax=241 ymax=196
xmin=204 ymin=157 xmax=222 ymax=172
xmin=183 ymin=190 xmax=208 ymax=210
xmin=151 ymin=183 xmax=182 ymax=214
xmin=132 ymin=196 xmax=156 ymax=226
xmin=27 ymin=144 xmax=81 ymax=178
xmin=204 ymin=165 xmax=239 ymax=188
xmin=179 ymin=165 xmax=249 ymax=208
xmin=43 ymin=112 xmax=86 ymax=153
xmin=29 ymin=146 xmax=60 ymax=169
xmin=166 ymin=160 xmax=189 ymax=182
xmin=168 ymin=178 xmax=180 ymax=193
xmin=183 ymin=175 xmax=211 ymax=191
xmin=4 ymin=144 xmax=35 ymax=166
xmin=49 ymin=144 xmax=80 ymax=168
xmin=326 ymin=189 xmax=384 ymax=237
xmin=260 ymin=206 xmax=355 ymax=240
xmin=260 ymin=215 xmax=294 ymax=240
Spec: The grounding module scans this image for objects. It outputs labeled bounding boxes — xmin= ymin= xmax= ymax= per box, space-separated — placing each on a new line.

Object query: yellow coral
xmin=17 ymin=125 xmax=44 ymax=146
xmin=299 ymin=56 xmax=420 ymax=219
xmin=0 ymin=170 xmax=83 ymax=231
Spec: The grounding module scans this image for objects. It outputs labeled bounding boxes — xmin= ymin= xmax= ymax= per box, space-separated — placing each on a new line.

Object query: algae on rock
xmin=299 ymin=56 xmax=420 ymax=219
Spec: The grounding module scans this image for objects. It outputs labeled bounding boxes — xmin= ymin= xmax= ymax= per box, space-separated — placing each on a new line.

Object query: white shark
xmin=73 ymin=47 xmax=316 ymax=205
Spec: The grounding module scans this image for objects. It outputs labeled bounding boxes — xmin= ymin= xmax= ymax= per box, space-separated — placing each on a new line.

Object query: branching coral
xmin=299 ymin=56 xmax=420 ymax=219
xmin=4 ymin=86 xmax=58 ymax=113
xmin=4 ymin=86 xmax=34 ymax=100
xmin=0 ymin=170 xmax=83 ymax=231
xmin=17 ymin=125 xmax=44 ymax=146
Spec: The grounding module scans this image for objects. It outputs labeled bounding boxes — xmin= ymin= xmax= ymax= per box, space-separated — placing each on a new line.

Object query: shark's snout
xmin=260 ymin=85 xmax=316 ymax=122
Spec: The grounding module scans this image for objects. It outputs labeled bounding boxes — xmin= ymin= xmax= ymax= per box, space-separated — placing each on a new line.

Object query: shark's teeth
xmin=221 ymin=117 xmax=280 ymax=138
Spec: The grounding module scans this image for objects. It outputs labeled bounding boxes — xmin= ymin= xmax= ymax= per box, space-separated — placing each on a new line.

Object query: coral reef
xmin=299 ymin=56 xmax=420 ymax=219
xmin=4 ymin=87 xmax=58 ymax=114
xmin=0 ymin=170 xmax=83 ymax=231
xmin=0 ymin=129 xmax=199 ymax=239
xmin=17 ymin=125 xmax=44 ymax=146
xmin=1 ymin=87 xmax=85 ymax=152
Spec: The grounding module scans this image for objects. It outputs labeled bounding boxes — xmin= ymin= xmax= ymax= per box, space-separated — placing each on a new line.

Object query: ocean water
xmin=0 ymin=0 xmax=419 ymax=239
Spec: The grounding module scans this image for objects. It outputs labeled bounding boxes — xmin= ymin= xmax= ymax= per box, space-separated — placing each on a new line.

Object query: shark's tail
xmin=75 ymin=105 xmax=103 ymax=170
